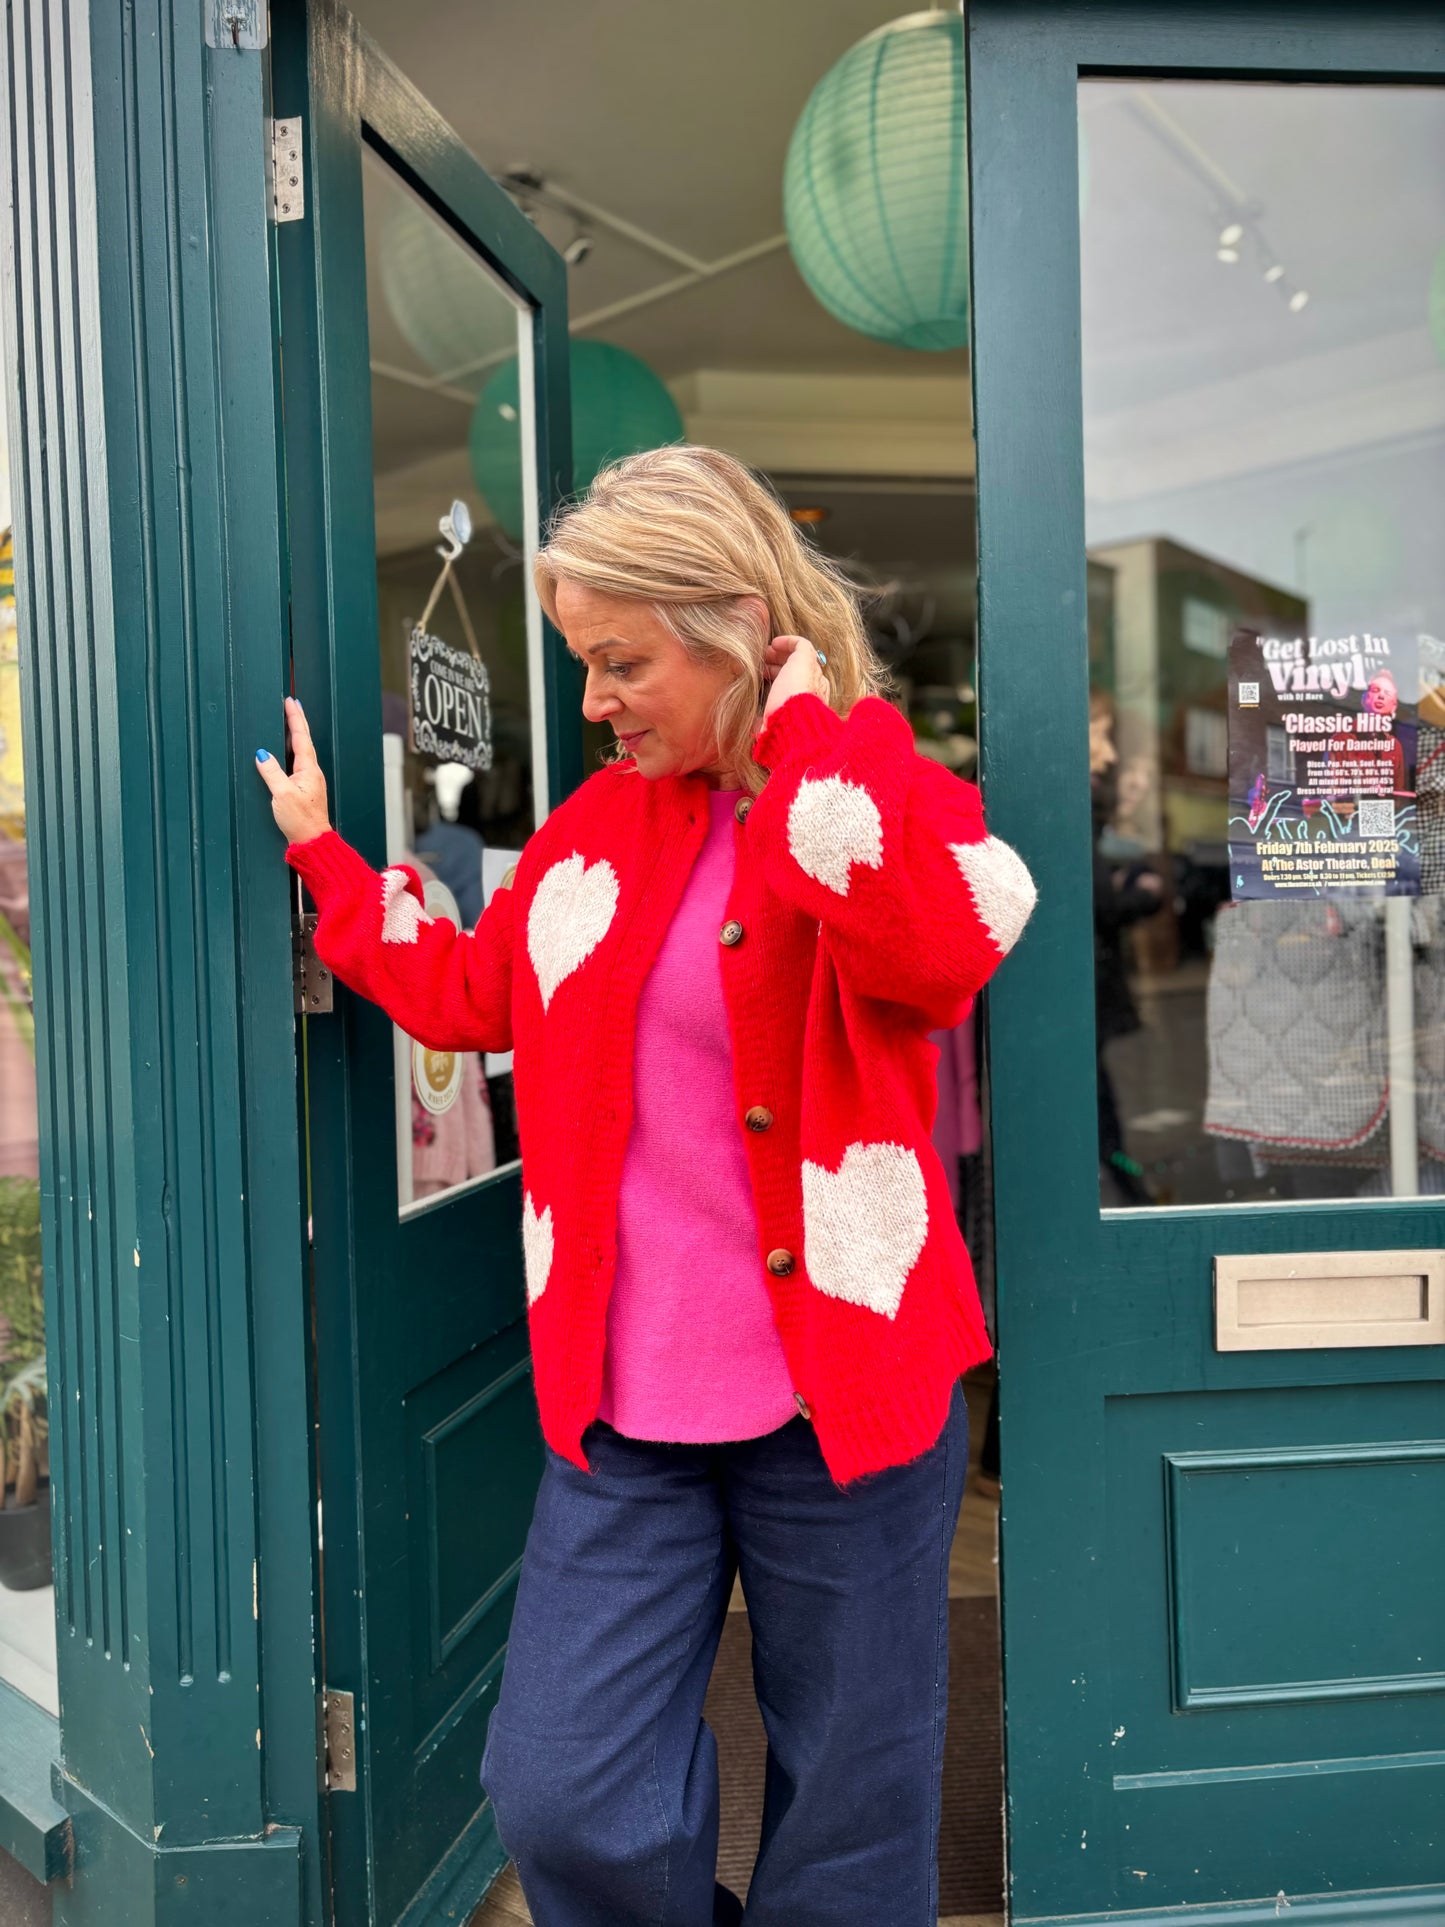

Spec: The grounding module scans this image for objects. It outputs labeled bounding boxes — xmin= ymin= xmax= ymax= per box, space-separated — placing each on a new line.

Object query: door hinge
xmin=293 ymin=913 xmax=333 ymax=1015
xmin=268 ymin=117 xmax=305 ymax=224
xmin=323 ymin=1690 xmax=357 ymax=1792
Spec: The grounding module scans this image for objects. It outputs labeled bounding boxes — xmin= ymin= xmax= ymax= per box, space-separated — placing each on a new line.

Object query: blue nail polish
xmin=256 ymin=748 xmax=271 ymax=762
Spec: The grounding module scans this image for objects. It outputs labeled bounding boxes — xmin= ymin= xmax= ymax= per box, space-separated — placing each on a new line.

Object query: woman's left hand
xmin=759 ymin=634 xmax=829 ymax=731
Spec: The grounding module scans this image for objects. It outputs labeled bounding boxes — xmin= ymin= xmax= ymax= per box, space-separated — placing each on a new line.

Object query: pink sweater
xmin=596 ymin=785 xmax=800 ymax=1442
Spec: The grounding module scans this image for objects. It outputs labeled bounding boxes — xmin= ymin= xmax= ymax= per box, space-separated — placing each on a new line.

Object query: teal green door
xmin=967 ymin=4 xmax=1445 ymax=1921
xmin=272 ymin=4 xmax=576 ymax=1920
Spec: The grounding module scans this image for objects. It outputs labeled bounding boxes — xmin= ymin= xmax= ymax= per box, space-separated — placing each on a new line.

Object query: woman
xmin=256 ymin=447 xmax=1035 ymax=1927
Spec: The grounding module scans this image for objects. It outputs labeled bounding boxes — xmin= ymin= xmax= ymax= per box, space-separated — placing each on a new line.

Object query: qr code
xmin=1359 ymin=798 xmax=1395 ymax=838
xmin=1238 ymin=681 xmax=1260 ymax=706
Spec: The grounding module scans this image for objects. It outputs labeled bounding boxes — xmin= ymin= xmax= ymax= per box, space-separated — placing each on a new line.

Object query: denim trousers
xmin=479 ymin=1378 xmax=969 ymax=1927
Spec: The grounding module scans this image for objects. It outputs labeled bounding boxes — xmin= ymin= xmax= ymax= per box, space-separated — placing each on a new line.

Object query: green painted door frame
xmin=0 ymin=3 xmax=323 ymax=1924
xmin=968 ymin=4 xmax=1445 ymax=1923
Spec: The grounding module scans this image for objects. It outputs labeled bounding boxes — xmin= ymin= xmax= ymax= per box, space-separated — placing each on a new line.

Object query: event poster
xmin=1227 ymin=628 xmax=1419 ymax=900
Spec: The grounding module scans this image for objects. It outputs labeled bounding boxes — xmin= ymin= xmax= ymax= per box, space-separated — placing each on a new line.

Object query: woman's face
xmin=555 ymin=578 xmax=747 ymax=785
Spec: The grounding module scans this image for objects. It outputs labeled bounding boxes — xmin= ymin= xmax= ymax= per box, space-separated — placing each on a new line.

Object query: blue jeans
xmin=480 ymin=1380 xmax=968 ymax=1927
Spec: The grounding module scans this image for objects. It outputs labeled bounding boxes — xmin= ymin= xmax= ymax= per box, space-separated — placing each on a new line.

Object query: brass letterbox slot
xmin=1214 ymin=1250 xmax=1445 ymax=1352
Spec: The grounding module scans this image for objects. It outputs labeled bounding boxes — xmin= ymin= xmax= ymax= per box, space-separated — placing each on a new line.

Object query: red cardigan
xmin=288 ymin=694 xmax=1036 ymax=1485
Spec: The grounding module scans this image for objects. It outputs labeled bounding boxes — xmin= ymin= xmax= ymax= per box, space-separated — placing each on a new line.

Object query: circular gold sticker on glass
xmin=412 ymin=1041 xmax=463 ymax=1115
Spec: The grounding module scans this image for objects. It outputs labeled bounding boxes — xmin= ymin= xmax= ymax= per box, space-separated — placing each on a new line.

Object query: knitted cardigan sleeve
xmin=286 ymin=829 xmax=514 ymax=1052
xmin=749 ymin=692 xmax=1036 ymax=1028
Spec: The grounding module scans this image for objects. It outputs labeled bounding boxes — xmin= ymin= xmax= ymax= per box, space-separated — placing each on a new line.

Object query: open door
xmin=272 ymin=3 xmax=575 ymax=1920
xmin=968 ymin=3 xmax=1445 ymax=1921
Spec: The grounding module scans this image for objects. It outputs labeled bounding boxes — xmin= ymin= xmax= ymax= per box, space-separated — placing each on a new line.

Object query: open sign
xmin=409 ymin=625 xmax=493 ymax=771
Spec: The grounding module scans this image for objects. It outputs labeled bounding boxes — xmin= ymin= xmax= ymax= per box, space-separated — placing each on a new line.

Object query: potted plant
xmin=0 ymin=1353 xmax=49 ymax=1590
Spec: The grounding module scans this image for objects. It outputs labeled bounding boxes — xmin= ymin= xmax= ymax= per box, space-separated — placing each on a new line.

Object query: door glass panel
xmin=363 ymin=153 xmax=546 ymax=1214
xmin=1079 ymin=81 xmax=1445 ymax=1208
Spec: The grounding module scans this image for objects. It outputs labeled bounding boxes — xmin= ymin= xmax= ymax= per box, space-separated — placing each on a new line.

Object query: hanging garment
xmin=1204 ymin=899 xmax=1388 ymax=1160
xmin=928 ymin=1004 xmax=981 ymax=1212
xmin=1419 ymin=724 xmax=1445 ymax=898
xmin=411 ymin=1053 xmax=496 ymax=1197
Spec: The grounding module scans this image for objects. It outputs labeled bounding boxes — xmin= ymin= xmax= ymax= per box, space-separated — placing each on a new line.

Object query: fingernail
xmin=256 ymin=748 xmax=271 ymax=762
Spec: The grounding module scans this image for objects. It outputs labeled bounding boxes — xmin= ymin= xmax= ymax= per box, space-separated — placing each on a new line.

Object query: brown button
xmin=766 ymin=1248 xmax=794 ymax=1277
xmin=794 ymin=1392 xmax=812 ymax=1420
xmin=719 ymin=919 xmax=744 ymax=947
xmin=734 ymin=795 xmax=753 ymax=824
xmin=744 ymin=1106 xmax=773 ymax=1132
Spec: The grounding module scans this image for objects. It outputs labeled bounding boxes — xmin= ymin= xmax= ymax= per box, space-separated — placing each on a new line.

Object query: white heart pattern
xmin=787 ymin=775 xmax=884 ymax=896
xmin=802 ymin=1141 xmax=928 ymax=1321
xmin=948 ymin=835 xmax=1037 ymax=956
xmin=522 ymin=1192 xmax=554 ymax=1307
xmin=380 ymin=868 xmax=430 ymax=945
xmin=526 ymin=853 xmax=620 ymax=1010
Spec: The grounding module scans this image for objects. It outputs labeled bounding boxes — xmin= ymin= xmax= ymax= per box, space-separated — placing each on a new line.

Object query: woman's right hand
xmin=255 ymin=696 xmax=333 ymax=845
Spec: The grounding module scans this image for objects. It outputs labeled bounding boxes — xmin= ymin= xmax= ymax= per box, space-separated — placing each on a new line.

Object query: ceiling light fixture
xmin=1289 ymin=289 xmax=1310 ymax=312
xmin=1216 ymin=246 xmax=1240 ymax=264
xmin=1218 ymin=222 xmax=1244 ymax=247
xmin=1264 ymin=264 xmax=1284 ymax=283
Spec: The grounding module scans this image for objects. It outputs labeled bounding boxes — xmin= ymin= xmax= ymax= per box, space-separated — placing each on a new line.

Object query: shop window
xmin=0 ymin=459 xmax=54 ymax=1705
xmin=1182 ymin=596 xmax=1230 ymax=661
xmin=1079 ymin=79 xmax=1445 ymax=1208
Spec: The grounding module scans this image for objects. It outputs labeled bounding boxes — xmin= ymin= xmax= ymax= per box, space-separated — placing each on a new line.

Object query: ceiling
xmin=350 ymin=0 xmax=969 ymax=384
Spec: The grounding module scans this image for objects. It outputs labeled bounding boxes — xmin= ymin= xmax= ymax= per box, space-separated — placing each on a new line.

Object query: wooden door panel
xmin=390 ymin=1326 xmax=544 ymax=1903
xmin=405 ymin=1332 xmax=543 ymax=1721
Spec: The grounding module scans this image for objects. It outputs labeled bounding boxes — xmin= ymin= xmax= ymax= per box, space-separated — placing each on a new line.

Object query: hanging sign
xmin=409 ymin=625 xmax=493 ymax=771
xmin=1227 ymin=627 xmax=1419 ymax=901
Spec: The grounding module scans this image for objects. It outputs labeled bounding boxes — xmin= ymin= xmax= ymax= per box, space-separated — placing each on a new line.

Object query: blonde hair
xmin=533 ymin=445 xmax=887 ymax=793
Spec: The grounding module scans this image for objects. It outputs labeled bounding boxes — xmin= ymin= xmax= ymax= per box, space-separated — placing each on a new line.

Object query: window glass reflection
xmin=363 ymin=155 xmax=542 ymax=1212
xmin=1079 ymin=80 xmax=1445 ymax=1207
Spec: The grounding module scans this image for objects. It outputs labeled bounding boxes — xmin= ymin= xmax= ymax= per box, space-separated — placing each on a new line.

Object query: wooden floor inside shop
xmin=471 ymin=1366 xmax=1004 ymax=1927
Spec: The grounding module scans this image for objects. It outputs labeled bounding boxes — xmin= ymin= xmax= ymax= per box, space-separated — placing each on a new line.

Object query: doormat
xmin=702 ymin=1595 xmax=1004 ymax=1916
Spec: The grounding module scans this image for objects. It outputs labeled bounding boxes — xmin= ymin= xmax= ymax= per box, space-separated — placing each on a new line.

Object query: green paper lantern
xmin=783 ymin=11 xmax=968 ymax=352
xmin=378 ymin=200 xmax=516 ymax=381
xmin=469 ymin=341 xmax=685 ymax=540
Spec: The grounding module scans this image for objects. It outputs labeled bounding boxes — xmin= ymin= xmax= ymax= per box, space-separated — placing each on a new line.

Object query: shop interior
xmin=1 ymin=6 xmax=1442 ymax=1926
